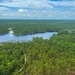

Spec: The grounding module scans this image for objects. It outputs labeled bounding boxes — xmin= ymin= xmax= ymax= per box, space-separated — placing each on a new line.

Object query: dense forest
xmin=0 ymin=20 xmax=75 ymax=75
xmin=0 ymin=34 xmax=75 ymax=75
xmin=0 ymin=20 xmax=75 ymax=35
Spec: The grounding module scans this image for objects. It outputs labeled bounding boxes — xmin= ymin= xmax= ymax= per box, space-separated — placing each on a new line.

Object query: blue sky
xmin=0 ymin=0 xmax=75 ymax=19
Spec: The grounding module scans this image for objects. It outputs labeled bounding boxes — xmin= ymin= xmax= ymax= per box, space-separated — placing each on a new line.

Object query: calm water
xmin=0 ymin=31 xmax=57 ymax=42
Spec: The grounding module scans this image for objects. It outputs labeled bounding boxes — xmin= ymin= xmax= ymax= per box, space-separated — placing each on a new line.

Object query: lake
xmin=0 ymin=31 xmax=57 ymax=42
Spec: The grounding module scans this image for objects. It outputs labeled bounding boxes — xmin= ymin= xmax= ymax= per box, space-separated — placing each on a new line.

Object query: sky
xmin=0 ymin=0 xmax=75 ymax=19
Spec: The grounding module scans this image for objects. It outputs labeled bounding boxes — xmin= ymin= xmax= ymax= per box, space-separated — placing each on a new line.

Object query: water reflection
xmin=0 ymin=31 xmax=57 ymax=42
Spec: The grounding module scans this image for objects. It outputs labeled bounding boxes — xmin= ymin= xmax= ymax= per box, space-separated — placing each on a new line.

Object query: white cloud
xmin=0 ymin=0 xmax=53 ymax=9
xmin=2 ymin=13 xmax=14 ymax=16
xmin=18 ymin=9 xmax=28 ymax=13
xmin=0 ymin=0 xmax=75 ymax=19
xmin=28 ymin=0 xmax=53 ymax=8
xmin=18 ymin=9 xmax=24 ymax=12
xmin=51 ymin=1 xmax=75 ymax=7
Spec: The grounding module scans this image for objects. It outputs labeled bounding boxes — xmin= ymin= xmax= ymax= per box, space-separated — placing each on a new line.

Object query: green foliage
xmin=0 ymin=20 xmax=75 ymax=35
xmin=0 ymin=33 xmax=75 ymax=75
xmin=0 ymin=20 xmax=75 ymax=75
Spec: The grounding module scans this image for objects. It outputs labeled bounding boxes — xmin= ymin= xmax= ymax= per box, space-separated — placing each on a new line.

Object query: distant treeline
xmin=0 ymin=20 xmax=75 ymax=35
xmin=0 ymin=33 xmax=75 ymax=75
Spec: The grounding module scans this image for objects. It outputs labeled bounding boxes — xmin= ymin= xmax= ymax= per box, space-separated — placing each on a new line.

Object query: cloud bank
xmin=0 ymin=0 xmax=75 ymax=19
